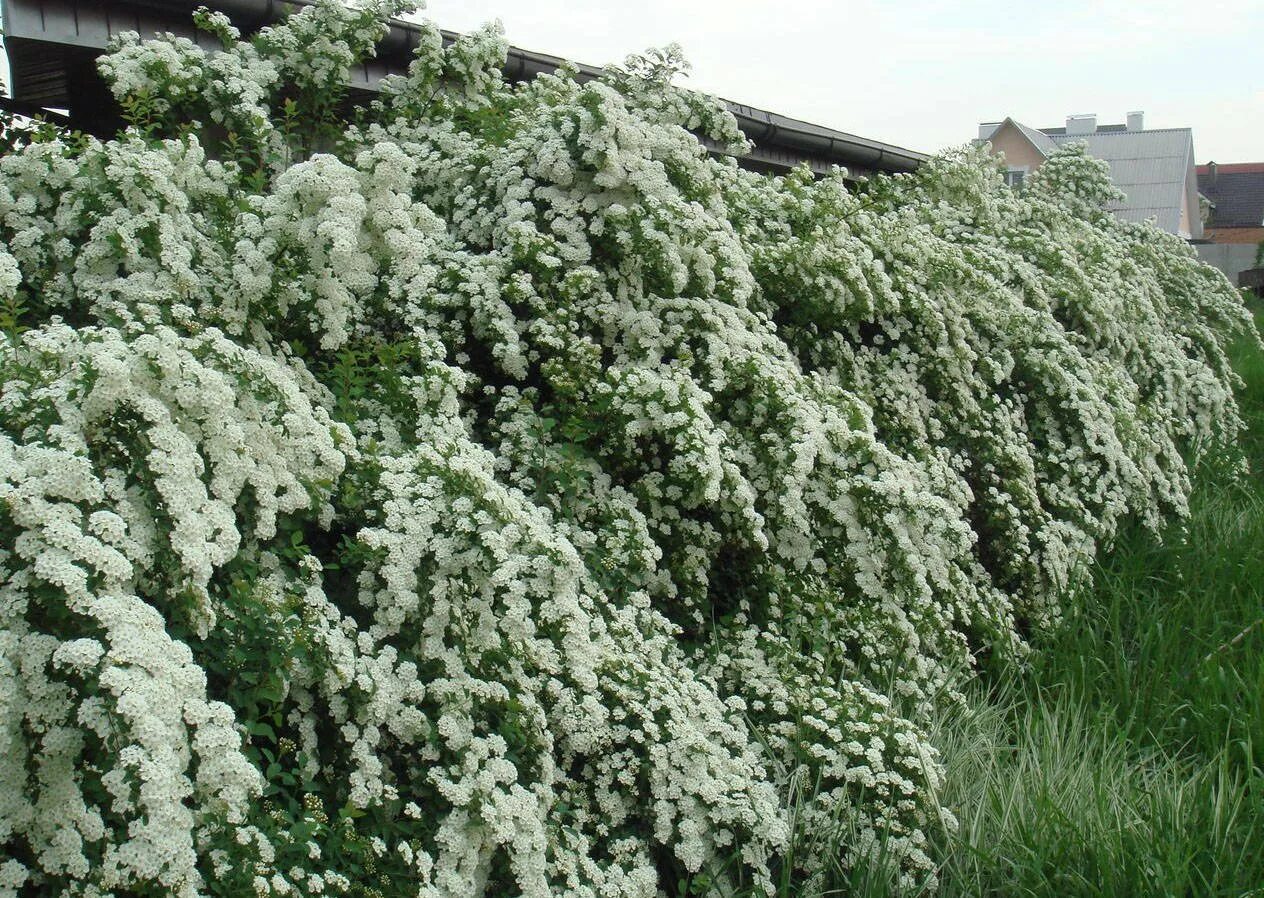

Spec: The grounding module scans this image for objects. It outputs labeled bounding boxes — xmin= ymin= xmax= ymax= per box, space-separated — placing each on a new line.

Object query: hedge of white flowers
xmin=0 ymin=3 xmax=1255 ymax=896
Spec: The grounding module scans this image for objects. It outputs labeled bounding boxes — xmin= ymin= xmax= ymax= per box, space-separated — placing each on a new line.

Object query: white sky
xmin=419 ymin=0 xmax=1263 ymax=162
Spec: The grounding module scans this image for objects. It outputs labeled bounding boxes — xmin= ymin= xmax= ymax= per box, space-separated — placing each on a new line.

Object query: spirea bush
xmin=0 ymin=3 xmax=1255 ymax=896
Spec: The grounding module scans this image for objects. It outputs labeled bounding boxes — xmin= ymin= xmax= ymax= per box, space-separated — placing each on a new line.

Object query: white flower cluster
xmin=0 ymin=322 xmax=348 ymax=896
xmin=0 ymin=1 xmax=1254 ymax=896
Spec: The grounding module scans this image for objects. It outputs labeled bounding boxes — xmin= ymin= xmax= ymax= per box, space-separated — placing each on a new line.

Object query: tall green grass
xmin=810 ymin=300 xmax=1264 ymax=897
xmin=932 ymin=681 xmax=1262 ymax=896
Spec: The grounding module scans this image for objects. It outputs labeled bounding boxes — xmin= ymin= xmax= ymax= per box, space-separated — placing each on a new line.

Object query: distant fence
xmin=1241 ymin=268 xmax=1264 ymax=297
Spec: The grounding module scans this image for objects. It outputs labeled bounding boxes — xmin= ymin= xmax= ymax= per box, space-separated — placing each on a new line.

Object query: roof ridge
xmin=1197 ymin=162 xmax=1264 ymax=173
xmin=1043 ymin=128 xmax=1193 ymax=136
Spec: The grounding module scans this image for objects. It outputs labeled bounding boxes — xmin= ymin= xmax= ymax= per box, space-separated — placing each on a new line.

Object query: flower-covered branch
xmin=0 ymin=2 xmax=1254 ymax=896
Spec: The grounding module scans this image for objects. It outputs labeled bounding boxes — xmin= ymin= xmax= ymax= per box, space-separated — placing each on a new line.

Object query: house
xmin=1198 ymin=162 xmax=1264 ymax=245
xmin=977 ymin=113 xmax=1203 ymax=240
xmin=0 ymin=0 xmax=926 ymax=178
xmin=1195 ymin=162 xmax=1264 ymax=287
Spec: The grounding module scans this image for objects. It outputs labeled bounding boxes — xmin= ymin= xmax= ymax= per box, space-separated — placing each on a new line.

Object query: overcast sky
xmin=420 ymin=0 xmax=1262 ymax=163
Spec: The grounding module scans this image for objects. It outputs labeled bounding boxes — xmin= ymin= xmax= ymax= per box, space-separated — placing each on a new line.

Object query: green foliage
xmin=0 ymin=291 xmax=29 ymax=339
xmin=789 ymin=305 xmax=1264 ymax=898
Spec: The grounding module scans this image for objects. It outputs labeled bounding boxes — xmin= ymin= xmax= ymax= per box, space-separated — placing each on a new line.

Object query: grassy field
xmin=824 ymin=301 xmax=1264 ymax=897
xmin=932 ymin=302 xmax=1264 ymax=897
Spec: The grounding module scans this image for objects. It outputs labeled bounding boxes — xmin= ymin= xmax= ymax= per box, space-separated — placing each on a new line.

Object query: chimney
xmin=1066 ymin=113 xmax=1097 ymax=135
xmin=1207 ymin=161 xmax=1218 ymax=184
xmin=1127 ymin=111 xmax=1144 ymax=131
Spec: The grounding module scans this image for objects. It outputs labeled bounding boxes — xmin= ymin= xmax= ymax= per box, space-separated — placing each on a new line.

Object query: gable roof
xmin=1197 ymin=164 xmax=1264 ymax=229
xmin=1008 ymin=119 xmax=1060 ymax=155
xmin=978 ymin=117 xmax=1060 ymax=156
xmin=1041 ymin=127 xmax=1197 ymax=235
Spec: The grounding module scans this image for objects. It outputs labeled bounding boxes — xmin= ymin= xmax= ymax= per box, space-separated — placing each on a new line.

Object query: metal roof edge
xmin=2 ymin=0 xmax=928 ymax=173
xmin=1045 ymin=127 xmax=1194 ymax=137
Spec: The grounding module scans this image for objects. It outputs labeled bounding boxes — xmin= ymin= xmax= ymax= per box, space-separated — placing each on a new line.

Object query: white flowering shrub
xmin=0 ymin=3 xmax=1255 ymax=896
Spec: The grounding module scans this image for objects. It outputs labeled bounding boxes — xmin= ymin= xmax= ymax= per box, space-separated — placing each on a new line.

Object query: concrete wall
xmin=1196 ymin=242 xmax=1258 ymax=284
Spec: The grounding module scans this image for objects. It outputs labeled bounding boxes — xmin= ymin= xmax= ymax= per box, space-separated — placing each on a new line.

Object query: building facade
xmin=977 ymin=113 xmax=1202 ymax=240
xmin=1195 ymin=162 xmax=1264 ymax=286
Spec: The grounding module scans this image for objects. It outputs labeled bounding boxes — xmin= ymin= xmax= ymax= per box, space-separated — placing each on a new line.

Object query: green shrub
xmin=0 ymin=3 xmax=1255 ymax=896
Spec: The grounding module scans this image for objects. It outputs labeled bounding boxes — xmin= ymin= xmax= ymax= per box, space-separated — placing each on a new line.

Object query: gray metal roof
xmin=1012 ymin=120 xmax=1058 ymax=155
xmin=1044 ymin=128 xmax=1196 ymax=235
xmin=1198 ymin=166 xmax=1264 ymax=229
xmin=1040 ymin=124 xmax=1129 ymax=135
xmin=1 ymin=0 xmax=927 ymax=177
